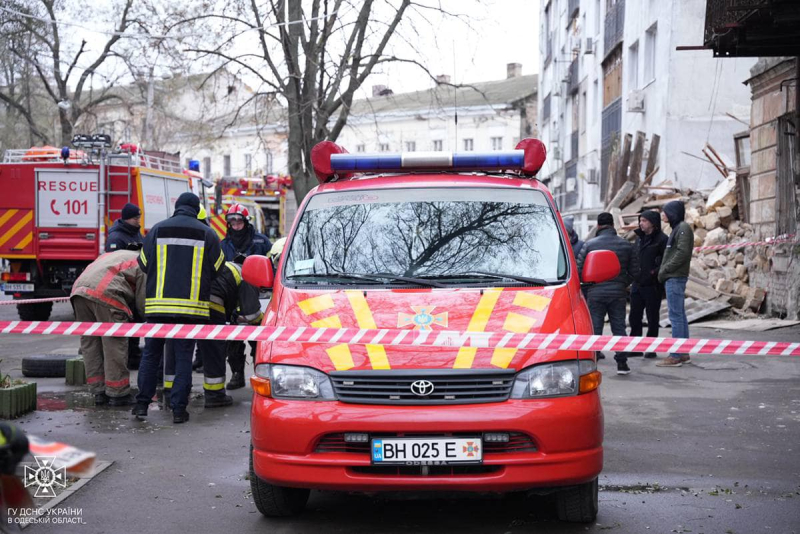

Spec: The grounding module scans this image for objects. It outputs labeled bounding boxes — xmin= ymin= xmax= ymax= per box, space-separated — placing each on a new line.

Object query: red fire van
xmin=242 ymin=139 xmax=620 ymax=522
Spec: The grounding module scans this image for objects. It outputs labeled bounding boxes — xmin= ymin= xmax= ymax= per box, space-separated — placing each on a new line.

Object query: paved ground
xmin=1 ymin=301 xmax=799 ymax=533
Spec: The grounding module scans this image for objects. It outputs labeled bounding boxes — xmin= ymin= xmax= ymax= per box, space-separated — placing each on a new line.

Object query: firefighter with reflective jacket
xmin=221 ymin=203 xmax=270 ymax=389
xmin=70 ymin=250 xmax=146 ymax=407
xmin=132 ymin=192 xmax=225 ymax=424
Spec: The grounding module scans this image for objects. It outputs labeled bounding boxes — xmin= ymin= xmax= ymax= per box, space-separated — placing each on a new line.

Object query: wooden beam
xmin=606 ymin=180 xmax=635 ymax=210
xmin=628 ymin=131 xmax=646 ymax=184
xmin=621 ymin=166 xmax=660 ymax=208
xmin=645 ymin=134 xmax=660 ymax=178
xmin=616 ymin=133 xmax=633 ymax=193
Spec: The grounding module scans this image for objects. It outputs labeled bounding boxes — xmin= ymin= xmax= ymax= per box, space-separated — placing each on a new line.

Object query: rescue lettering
xmin=37 ymin=180 xmax=98 ymax=192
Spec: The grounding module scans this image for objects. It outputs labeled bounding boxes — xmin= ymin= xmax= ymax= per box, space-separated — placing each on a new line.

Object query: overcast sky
xmin=370 ymin=0 xmax=540 ymax=94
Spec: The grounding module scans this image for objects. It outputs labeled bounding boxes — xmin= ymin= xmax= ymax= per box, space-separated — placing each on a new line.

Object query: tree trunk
xmin=59 ymin=108 xmax=72 ymax=146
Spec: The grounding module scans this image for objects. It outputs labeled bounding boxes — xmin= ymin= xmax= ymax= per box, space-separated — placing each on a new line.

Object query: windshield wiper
xmin=287 ymin=272 xmax=446 ymax=288
xmin=438 ymin=271 xmax=563 ymax=286
xmin=286 ymin=273 xmax=384 ymax=285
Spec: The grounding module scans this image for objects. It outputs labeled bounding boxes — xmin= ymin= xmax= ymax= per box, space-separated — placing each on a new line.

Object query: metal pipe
xmin=98 ymin=148 xmax=106 ymax=255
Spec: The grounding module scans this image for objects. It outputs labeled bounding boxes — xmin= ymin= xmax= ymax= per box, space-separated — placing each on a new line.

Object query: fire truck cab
xmin=0 ymin=136 xmax=203 ymax=320
xmin=242 ymin=139 xmax=622 ymax=523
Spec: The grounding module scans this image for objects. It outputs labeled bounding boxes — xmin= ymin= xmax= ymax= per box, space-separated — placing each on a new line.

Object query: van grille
xmin=330 ymin=369 xmax=515 ymax=405
xmin=349 ymin=465 xmax=502 ymax=476
xmin=315 ymin=433 xmax=537 ymax=454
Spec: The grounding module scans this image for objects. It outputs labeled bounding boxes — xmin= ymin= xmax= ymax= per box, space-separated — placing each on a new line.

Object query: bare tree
xmin=183 ymin=0 xmax=470 ymax=206
xmin=1 ymin=0 xmax=134 ymax=145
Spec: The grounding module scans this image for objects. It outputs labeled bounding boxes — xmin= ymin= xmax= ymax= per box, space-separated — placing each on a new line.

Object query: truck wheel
xmin=17 ymin=302 xmax=53 ymax=321
xmin=21 ymin=354 xmax=73 ymax=378
xmin=556 ymin=477 xmax=598 ymax=523
xmin=249 ymin=446 xmax=309 ymax=517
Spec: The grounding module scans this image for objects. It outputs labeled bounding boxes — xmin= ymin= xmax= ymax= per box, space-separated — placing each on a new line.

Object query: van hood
xmin=267 ymin=285 xmax=576 ymax=372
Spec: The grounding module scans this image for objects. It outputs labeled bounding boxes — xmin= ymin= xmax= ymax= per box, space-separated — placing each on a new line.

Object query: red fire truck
xmin=0 ymin=136 xmax=204 ymax=321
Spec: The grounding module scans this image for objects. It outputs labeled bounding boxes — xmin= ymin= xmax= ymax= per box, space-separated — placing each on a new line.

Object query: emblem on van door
xmin=410 ymin=380 xmax=435 ymax=396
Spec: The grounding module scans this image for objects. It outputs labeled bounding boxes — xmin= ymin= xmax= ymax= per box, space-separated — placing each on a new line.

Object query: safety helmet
xmin=197 ymin=205 xmax=209 ymax=225
xmin=226 ymin=203 xmax=250 ymax=221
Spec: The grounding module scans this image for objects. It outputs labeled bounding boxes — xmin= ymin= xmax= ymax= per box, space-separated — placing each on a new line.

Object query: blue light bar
xmin=330 ymin=150 xmax=525 ymax=172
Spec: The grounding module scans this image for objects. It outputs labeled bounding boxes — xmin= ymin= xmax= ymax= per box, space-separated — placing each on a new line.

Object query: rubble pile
xmin=616 ymin=173 xmax=766 ymax=316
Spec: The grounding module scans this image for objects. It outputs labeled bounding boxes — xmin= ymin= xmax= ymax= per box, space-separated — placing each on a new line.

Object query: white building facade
xmin=538 ymin=0 xmax=756 ymax=236
xmin=334 ymin=66 xmax=537 ymax=158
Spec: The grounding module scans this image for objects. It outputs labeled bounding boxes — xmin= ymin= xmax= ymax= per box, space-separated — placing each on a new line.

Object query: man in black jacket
xmin=132 ymin=192 xmax=225 ymax=424
xmin=106 ymin=203 xmax=143 ymax=252
xmin=576 ymin=212 xmax=640 ymax=375
xmin=105 ymin=202 xmax=144 ymax=370
xmin=628 ymin=211 xmax=668 ymax=359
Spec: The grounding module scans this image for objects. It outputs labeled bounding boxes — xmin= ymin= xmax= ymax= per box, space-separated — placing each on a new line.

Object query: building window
xmin=580 ymin=90 xmax=596 ymax=133
xmin=644 ymin=24 xmax=657 ymax=83
xmin=432 ymin=140 xmax=443 ymax=151
xmin=405 ymin=141 xmax=416 ymax=152
xmin=223 ymin=154 xmax=231 ymax=177
xmin=592 ymin=80 xmax=599 ymax=124
xmin=628 ymin=40 xmax=639 ymax=90
xmin=491 ymin=137 xmax=503 ymax=150
xmin=379 ymin=143 xmax=389 ymax=152
xmin=463 ymin=138 xmax=474 ymax=151
xmin=356 ymin=144 xmax=365 ymax=152
xmin=245 ymin=153 xmax=252 ymax=175
xmin=203 ymin=157 xmax=211 ymax=179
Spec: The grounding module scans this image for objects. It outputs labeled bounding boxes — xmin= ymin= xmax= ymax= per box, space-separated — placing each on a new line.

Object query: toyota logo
xmin=410 ymin=380 xmax=435 ymax=396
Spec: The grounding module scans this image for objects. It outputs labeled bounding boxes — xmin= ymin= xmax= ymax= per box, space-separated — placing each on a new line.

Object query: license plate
xmin=2 ymin=283 xmax=34 ymax=292
xmin=371 ymin=437 xmax=483 ymax=465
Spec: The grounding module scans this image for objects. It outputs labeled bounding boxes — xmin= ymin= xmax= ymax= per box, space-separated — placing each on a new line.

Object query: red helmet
xmin=226 ymin=203 xmax=250 ymax=221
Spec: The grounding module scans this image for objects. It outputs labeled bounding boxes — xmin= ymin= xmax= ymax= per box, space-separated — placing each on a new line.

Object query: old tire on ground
xmin=21 ymin=354 xmax=73 ymax=378
xmin=556 ymin=477 xmax=598 ymax=523
xmin=16 ymin=302 xmax=53 ymax=321
xmin=250 ymin=446 xmax=309 ymax=517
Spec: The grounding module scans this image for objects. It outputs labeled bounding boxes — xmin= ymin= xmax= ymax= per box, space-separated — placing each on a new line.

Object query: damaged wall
xmin=745 ymin=58 xmax=800 ymax=319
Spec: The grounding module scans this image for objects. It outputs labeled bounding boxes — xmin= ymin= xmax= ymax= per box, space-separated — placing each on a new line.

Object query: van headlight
xmin=510 ymin=360 xmax=597 ymax=398
xmin=254 ymin=364 xmax=336 ymax=400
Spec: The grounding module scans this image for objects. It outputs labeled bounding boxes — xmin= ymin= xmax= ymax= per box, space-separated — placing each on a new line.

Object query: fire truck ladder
xmin=105 ymin=152 xmax=133 ymax=219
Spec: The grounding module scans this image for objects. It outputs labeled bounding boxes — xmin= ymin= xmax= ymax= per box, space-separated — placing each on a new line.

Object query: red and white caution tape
xmin=0 ymin=296 xmax=71 ymax=305
xmin=0 ymin=320 xmax=798 ymax=357
xmin=693 ymin=233 xmax=797 ymax=252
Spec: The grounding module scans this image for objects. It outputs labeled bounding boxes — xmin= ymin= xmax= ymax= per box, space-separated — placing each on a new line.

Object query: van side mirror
xmin=581 ymin=250 xmax=621 ymax=284
xmin=242 ymin=255 xmax=274 ymax=289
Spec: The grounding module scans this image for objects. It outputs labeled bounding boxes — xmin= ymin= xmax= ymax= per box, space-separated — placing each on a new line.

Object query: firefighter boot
xmin=204 ymin=393 xmax=233 ymax=408
xmin=227 ymin=372 xmax=245 ymax=390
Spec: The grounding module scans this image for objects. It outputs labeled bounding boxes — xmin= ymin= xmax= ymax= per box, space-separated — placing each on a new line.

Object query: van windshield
xmin=284 ymin=187 xmax=567 ymax=286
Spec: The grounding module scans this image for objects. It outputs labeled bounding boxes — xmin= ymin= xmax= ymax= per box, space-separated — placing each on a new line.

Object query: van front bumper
xmin=251 ymin=392 xmax=603 ymax=492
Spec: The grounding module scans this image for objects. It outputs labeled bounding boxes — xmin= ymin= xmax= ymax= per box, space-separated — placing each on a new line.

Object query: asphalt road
xmin=1 ymin=301 xmax=799 ymax=533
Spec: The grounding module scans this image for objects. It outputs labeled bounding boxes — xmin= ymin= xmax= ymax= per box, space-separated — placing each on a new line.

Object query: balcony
xmin=567 ymin=58 xmax=579 ymax=94
xmin=604 ymin=0 xmax=625 ymax=58
xmin=703 ymin=0 xmax=800 ymax=57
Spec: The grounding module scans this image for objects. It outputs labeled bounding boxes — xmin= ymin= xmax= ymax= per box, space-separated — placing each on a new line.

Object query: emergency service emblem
xmin=397 ymin=306 xmax=448 ymax=331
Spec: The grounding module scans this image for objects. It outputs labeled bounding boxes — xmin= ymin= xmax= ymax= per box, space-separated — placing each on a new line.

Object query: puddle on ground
xmin=37 ymin=391 xmax=168 ymax=413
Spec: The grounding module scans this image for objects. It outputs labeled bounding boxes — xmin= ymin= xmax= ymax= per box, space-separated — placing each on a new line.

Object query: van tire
xmin=250 ymin=446 xmax=309 ymax=517
xmin=21 ymin=354 xmax=73 ymax=378
xmin=17 ymin=302 xmax=53 ymax=322
xmin=556 ymin=477 xmax=598 ymax=523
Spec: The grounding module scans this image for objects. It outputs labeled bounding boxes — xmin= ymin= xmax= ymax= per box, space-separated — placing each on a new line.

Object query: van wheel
xmin=556 ymin=477 xmax=598 ymax=523
xmin=249 ymin=446 xmax=309 ymax=517
xmin=17 ymin=302 xmax=53 ymax=321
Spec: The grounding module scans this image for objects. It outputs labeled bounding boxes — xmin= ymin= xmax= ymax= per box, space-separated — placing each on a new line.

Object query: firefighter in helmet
xmin=220 ymin=203 xmax=271 ymax=389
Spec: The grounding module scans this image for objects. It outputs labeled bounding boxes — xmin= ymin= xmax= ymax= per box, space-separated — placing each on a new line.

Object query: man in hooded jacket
xmin=657 ymin=200 xmax=694 ymax=368
xmin=629 ymin=210 xmax=668 ymax=359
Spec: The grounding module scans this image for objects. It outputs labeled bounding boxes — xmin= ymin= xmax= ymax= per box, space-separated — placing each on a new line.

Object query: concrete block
xmin=716 ymin=206 xmax=733 ymax=227
xmin=735 ymin=252 xmax=745 ymax=264
xmin=751 ymin=146 xmax=777 ymax=175
xmin=66 ymin=358 xmax=86 ymax=386
xmin=703 ymin=254 xmax=720 ymax=268
xmin=703 ymin=212 xmax=721 ymax=230
xmin=758 ymin=171 xmax=777 ymax=198
xmin=704 ymin=227 xmax=728 ymax=247
xmin=718 ymin=254 xmax=729 ymax=267
xmin=715 ymin=279 xmax=734 ymax=293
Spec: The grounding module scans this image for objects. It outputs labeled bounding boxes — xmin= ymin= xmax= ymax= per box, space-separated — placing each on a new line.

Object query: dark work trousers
xmin=128 ymin=338 xmax=142 ymax=367
xmin=227 ymin=340 xmax=257 ymax=375
xmin=588 ymin=296 xmax=629 ymax=363
xmin=196 ymin=310 xmax=228 ymax=400
xmin=136 ymin=337 xmax=196 ymax=413
xmin=629 ymin=285 xmax=663 ymax=357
